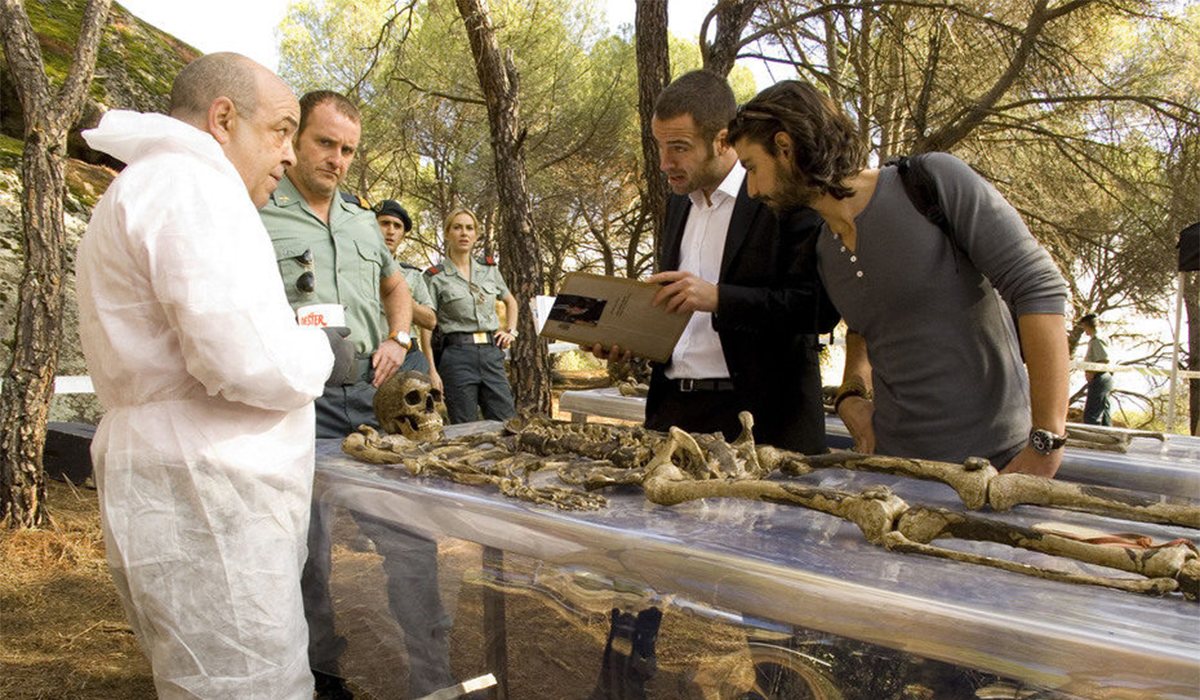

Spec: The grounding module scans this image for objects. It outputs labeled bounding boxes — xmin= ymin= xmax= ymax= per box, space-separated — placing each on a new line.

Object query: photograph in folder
xmin=538 ymin=272 xmax=692 ymax=362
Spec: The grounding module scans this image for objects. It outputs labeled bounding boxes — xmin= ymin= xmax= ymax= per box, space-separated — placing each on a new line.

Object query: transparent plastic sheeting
xmin=314 ymin=432 xmax=1200 ymax=699
xmin=559 ymin=387 xmax=1200 ymax=494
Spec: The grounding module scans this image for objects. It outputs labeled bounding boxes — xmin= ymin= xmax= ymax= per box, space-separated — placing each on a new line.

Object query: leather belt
xmin=443 ymin=331 xmax=494 ymax=346
xmin=673 ymin=378 xmax=735 ymax=393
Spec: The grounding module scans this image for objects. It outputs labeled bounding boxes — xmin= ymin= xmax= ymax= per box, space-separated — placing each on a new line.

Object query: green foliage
xmin=0 ymin=134 xmax=22 ymax=170
xmin=273 ymin=0 xmax=1196 ymax=340
xmin=8 ymin=0 xmax=198 ymax=112
xmin=16 ymin=0 xmax=86 ymax=84
xmin=279 ymin=0 xmax=650 ymax=283
xmin=760 ymin=0 xmax=1197 ymax=333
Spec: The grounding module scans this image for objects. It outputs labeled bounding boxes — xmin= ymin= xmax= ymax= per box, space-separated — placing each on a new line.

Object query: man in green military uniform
xmin=376 ymin=199 xmax=439 ymax=378
xmin=425 ymin=208 xmax=518 ymax=424
xmin=261 ymin=91 xmax=414 ymax=438
xmin=260 ymin=90 xmax=429 ymax=699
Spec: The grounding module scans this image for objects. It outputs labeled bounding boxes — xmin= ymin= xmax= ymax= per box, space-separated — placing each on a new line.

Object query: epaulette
xmin=425 ymin=264 xmax=444 ymax=276
xmin=339 ymin=190 xmax=371 ymax=210
xmin=476 ymin=255 xmax=497 ymax=266
xmin=399 ymin=261 xmax=421 ymax=271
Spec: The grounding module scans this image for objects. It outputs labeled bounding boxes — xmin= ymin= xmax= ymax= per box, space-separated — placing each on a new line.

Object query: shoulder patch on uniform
xmin=425 ymin=264 xmax=443 ymax=276
xmin=399 ymin=261 xmax=421 ymax=271
xmin=477 ymin=255 xmax=497 ymax=266
xmin=339 ymin=191 xmax=371 ymax=210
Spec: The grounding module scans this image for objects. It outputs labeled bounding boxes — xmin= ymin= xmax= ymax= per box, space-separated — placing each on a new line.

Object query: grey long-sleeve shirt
xmin=817 ymin=153 xmax=1067 ymax=464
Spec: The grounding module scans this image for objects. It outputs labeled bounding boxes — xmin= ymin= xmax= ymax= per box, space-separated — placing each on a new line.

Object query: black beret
xmin=375 ymin=199 xmax=412 ymax=232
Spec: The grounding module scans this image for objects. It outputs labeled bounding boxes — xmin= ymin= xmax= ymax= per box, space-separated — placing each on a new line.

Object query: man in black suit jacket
xmin=631 ymin=71 xmax=839 ymax=452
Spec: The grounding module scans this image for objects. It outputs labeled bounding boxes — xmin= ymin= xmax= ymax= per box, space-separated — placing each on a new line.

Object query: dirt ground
xmin=0 ymin=478 xmax=156 ymax=699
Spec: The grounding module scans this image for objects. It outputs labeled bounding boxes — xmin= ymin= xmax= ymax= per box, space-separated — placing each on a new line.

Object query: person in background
xmin=424 ymin=208 xmax=518 ymax=424
xmin=728 ymin=79 xmax=1070 ymax=477
xmin=76 ymin=52 xmax=350 ymax=699
xmin=1080 ymin=313 xmax=1113 ymax=426
xmin=376 ymin=198 xmax=439 ymax=380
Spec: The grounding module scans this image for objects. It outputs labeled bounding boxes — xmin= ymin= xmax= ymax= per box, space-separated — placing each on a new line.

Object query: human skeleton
xmin=347 ymin=373 xmax=1200 ymax=600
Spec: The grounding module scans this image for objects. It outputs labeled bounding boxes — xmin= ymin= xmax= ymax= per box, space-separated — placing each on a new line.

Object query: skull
xmin=373 ymin=371 xmax=446 ymax=442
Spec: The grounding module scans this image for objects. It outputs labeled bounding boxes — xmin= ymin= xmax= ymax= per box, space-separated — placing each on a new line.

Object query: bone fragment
xmin=881 ymin=531 xmax=1180 ymax=596
xmin=342 ymin=427 xmax=419 ymax=464
xmin=643 ymin=429 xmax=908 ymax=543
xmin=988 ymin=473 xmax=1200 ymax=529
xmin=771 ymin=451 xmax=997 ymax=510
xmin=896 ymin=507 xmax=1198 ymax=585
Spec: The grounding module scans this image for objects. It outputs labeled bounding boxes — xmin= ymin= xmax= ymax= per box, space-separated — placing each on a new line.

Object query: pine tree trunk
xmin=455 ymin=0 xmax=551 ymax=417
xmin=0 ymin=0 xmax=112 ymax=528
xmin=1184 ymin=270 xmax=1198 ymax=436
xmin=700 ymin=0 xmax=760 ymax=77
xmin=0 ymin=134 xmax=68 ymax=528
xmin=635 ymin=0 xmax=670 ymax=267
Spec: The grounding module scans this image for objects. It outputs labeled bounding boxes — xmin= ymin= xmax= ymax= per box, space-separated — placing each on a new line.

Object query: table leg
xmin=482 ymin=546 xmax=509 ymax=699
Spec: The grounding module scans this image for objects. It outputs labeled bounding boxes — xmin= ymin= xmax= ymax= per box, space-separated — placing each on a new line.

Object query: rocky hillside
xmin=1 ymin=0 xmax=200 ymax=423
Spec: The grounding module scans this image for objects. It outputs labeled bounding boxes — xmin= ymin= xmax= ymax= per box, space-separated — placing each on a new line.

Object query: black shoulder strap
xmin=888 ymin=154 xmax=952 ymax=239
xmin=889 ymin=154 xmax=1023 ymax=344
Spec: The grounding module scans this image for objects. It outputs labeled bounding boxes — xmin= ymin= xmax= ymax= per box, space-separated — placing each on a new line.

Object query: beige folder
xmin=538 ymin=272 xmax=693 ymax=363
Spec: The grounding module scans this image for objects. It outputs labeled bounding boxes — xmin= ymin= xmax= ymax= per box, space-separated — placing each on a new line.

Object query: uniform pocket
xmin=438 ymin=286 xmax=476 ymax=326
xmin=353 ymin=240 xmax=384 ymax=301
xmin=480 ymin=280 xmax=504 ymax=301
xmin=274 ymin=244 xmax=314 ymax=307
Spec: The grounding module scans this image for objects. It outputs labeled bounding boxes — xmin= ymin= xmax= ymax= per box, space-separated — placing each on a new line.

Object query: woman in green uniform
xmin=424 ymin=208 xmax=518 ymax=423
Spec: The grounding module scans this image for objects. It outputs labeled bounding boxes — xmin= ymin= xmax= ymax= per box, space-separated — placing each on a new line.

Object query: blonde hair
xmin=442 ymin=208 xmax=480 ymax=250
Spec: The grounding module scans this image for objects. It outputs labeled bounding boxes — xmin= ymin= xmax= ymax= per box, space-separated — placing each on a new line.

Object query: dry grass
xmin=0 ymin=479 xmax=154 ymax=700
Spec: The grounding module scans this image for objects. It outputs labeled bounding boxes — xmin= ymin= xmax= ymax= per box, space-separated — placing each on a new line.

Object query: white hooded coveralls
xmin=76 ymin=110 xmax=333 ymax=699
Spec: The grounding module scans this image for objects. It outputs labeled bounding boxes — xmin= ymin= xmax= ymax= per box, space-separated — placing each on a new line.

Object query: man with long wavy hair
xmin=729 ymin=80 xmax=1070 ymax=478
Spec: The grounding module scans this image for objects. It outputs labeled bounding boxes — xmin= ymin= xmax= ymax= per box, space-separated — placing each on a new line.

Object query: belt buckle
xmin=679 ymin=378 xmax=695 ymax=392
xmin=472 ymin=331 xmax=489 ymax=344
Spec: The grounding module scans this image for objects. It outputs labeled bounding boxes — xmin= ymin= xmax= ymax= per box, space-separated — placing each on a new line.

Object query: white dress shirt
xmin=665 ymin=161 xmax=745 ymax=380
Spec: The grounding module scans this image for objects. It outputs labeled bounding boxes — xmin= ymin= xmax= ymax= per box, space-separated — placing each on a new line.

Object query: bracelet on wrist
xmin=833 ymin=381 xmax=872 ymax=413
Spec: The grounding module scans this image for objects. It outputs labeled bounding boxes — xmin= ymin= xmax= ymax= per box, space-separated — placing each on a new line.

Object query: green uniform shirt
xmin=399 ymin=261 xmax=433 ymax=308
xmin=260 ymin=175 xmax=400 ymax=354
xmin=392 ymin=261 xmax=432 ymax=351
xmin=425 ymin=256 xmax=510 ymax=334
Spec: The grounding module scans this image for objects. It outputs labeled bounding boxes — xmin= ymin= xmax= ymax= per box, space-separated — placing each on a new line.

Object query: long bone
xmin=507 ymin=416 xmax=1200 ymax=528
xmin=893 ymin=506 xmax=1199 ymax=599
xmin=759 ymin=448 xmax=994 ymax=508
xmin=757 ymin=444 xmax=1199 ymax=529
xmin=987 ymin=473 xmax=1200 ymax=529
xmin=640 ymin=427 xmax=1199 ymax=598
xmin=880 ymin=533 xmax=1183 ymax=597
xmin=643 ymin=427 xmax=912 ymax=544
xmin=342 ymin=418 xmax=1200 ymax=597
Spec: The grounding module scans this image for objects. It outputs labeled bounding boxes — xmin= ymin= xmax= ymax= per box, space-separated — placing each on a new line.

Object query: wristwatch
xmin=1029 ymin=427 xmax=1068 ymax=455
xmin=389 ymin=330 xmax=413 ymax=350
xmin=506 ymin=328 xmax=519 ymax=338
